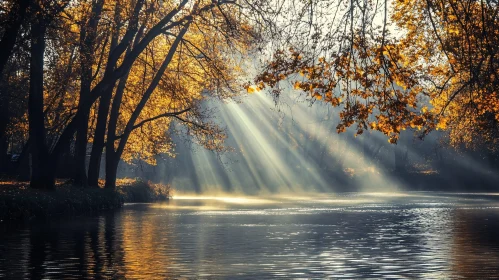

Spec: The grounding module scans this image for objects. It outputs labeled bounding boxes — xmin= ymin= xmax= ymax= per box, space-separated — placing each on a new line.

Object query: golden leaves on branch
xmin=255 ymin=0 xmax=499 ymax=149
xmin=392 ymin=0 xmax=499 ymax=150
xmin=255 ymin=34 xmax=436 ymax=143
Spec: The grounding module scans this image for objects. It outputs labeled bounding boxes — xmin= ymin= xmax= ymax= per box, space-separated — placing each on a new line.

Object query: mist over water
xmin=159 ymin=92 xmax=401 ymax=194
xmin=138 ymin=89 xmax=499 ymax=195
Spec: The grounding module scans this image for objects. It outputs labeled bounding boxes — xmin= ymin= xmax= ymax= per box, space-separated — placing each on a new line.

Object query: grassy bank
xmin=0 ymin=179 xmax=171 ymax=221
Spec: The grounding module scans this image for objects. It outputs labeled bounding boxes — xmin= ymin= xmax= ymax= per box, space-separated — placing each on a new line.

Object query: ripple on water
xmin=1 ymin=192 xmax=499 ymax=278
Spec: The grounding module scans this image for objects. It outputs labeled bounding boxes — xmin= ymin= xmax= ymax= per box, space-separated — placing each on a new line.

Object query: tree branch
xmin=173 ymin=115 xmax=209 ymax=130
xmin=114 ymin=108 xmax=191 ymax=140
xmin=132 ymin=108 xmax=191 ymax=130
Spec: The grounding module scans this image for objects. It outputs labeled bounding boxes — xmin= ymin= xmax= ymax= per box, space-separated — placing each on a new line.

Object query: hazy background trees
xmin=0 ymin=0 xmax=498 ymax=192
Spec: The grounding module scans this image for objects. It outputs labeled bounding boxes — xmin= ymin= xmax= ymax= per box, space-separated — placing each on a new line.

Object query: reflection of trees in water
xmin=2 ymin=199 xmax=499 ymax=278
xmin=28 ymin=228 xmax=51 ymax=279
xmin=451 ymin=210 xmax=499 ymax=278
xmin=8 ymin=209 xmax=184 ymax=279
xmin=120 ymin=210 xmax=176 ymax=279
xmin=14 ymin=213 xmax=125 ymax=279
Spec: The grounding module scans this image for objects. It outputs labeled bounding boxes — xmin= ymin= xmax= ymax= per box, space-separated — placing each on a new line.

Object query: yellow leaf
xmin=448 ymin=27 xmax=459 ymax=35
xmin=436 ymin=118 xmax=447 ymax=130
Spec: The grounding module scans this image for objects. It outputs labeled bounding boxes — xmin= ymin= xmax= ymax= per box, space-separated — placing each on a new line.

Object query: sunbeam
xmin=164 ymin=88 xmax=408 ymax=194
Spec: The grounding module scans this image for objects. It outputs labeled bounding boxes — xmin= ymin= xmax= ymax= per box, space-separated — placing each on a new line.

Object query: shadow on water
xmin=1 ymin=193 xmax=499 ymax=278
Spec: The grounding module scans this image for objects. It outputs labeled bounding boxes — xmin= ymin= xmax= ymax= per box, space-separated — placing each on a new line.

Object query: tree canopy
xmin=253 ymin=0 xmax=499 ymax=151
xmin=0 ymin=0 xmax=276 ymax=189
xmin=1 ymin=0 xmax=498 ymax=190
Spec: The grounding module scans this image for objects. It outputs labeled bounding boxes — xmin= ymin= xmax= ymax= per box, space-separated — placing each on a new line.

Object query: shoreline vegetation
xmin=1 ymin=166 xmax=497 ymax=222
xmin=0 ymin=179 xmax=171 ymax=222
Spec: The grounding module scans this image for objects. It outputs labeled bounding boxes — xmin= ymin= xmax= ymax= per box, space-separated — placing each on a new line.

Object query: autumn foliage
xmin=1 ymin=0 xmax=498 ymax=191
xmin=0 ymin=0 xmax=270 ymax=189
xmin=253 ymin=0 xmax=499 ymax=150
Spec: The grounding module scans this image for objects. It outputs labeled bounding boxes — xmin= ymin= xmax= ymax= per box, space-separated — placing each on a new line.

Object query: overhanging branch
xmin=114 ymin=108 xmax=191 ymax=140
xmin=174 ymin=115 xmax=209 ymax=130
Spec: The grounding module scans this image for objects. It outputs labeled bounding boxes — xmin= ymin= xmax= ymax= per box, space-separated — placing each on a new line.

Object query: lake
xmin=1 ymin=192 xmax=499 ymax=279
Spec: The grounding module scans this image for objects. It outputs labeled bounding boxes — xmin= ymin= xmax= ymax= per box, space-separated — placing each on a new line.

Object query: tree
xmin=72 ymin=0 xmax=105 ymax=186
xmin=393 ymin=0 xmax=499 ymax=151
xmin=28 ymin=0 xmax=70 ymax=189
xmin=100 ymin=0 xmax=255 ymax=188
xmin=18 ymin=0 xmax=274 ymax=189
xmin=252 ymin=0 xmax=499 ymax=153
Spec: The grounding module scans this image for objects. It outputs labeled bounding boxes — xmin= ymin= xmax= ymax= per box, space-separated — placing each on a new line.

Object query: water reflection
xmin=1 ymin=193 xmax=499 ymax=278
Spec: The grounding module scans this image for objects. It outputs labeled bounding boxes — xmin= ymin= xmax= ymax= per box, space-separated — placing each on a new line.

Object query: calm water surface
xmin=2 ymin=192 xmax=499 ymax=279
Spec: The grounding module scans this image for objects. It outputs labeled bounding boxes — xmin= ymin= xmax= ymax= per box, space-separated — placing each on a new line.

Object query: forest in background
xmin=0 ymin=0 xmax=498 ymax=192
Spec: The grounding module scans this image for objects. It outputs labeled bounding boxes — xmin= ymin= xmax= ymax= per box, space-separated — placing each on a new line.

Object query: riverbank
xmin=0 ymin=179 xmax=171 ymax=221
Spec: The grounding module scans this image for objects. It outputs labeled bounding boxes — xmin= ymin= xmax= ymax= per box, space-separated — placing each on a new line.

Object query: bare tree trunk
xmin=73 ymin=0 xmax=105 ymax=187
xmin=87 ymin=95 xmax=110 ymax=186
xmin=104 ymin=152 xmax=119 ymax=189
xmin=28 ymin=16 xmax=52 ymax=189
xmin=73 ymin=107 xmax=90 ymax=186
xmin=0 ymin=96 xmax=9 ymax=174
xmin=0 ymin=138 xmax=8 ymax=175
xmin=104 ymin=70 xmax=128 ymax=189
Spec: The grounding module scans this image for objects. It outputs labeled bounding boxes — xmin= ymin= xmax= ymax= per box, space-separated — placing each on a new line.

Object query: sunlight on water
xmin=168 ymin=192 xmax=423 ymax=207
xmin=172 ymin=195 xmax=275 ymax=205
xmin=2 ymin=192 xmax=499 ymax=279
xmin=151 ymin=195 xmax=276 ymax=211
xmin=149 ymin=204 xmax=227 ymax=211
